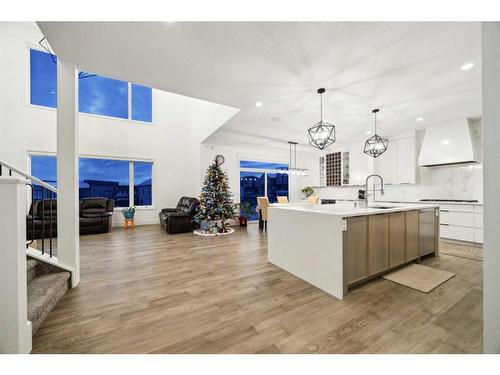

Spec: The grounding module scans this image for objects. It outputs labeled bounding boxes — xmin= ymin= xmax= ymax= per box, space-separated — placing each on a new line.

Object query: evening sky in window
xmin=31 ymin=155 xmax=153 ymax=207
xmin=239 ymin=160 xmax=288 ymax=170
xmin=29 ymin=48 xmax=152 ymax=123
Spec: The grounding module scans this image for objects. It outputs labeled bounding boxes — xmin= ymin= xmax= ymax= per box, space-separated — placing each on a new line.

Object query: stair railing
xmin=0 ymin=158 xmax=58 ymax=258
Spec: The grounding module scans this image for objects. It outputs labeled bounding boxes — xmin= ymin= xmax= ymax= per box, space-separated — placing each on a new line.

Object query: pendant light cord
xmin=374 ymin=111 xmax=377 ymax=134
xmin=320 ymin=92 xmax=323 ymax=122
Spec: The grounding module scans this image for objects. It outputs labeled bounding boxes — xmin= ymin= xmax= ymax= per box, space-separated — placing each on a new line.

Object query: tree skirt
xmin=193 ymin=227 xmax=235 ymax=237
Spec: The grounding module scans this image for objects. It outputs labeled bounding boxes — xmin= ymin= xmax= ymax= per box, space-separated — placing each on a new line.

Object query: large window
xmin=30 ymin=49 xmax=57 ymax=108
xmin=78 ymin=75 xmax=129 ymax=119
xmin=30 ymin=155 xmax=153 ymax=208
xmin=29 ymin=48 xmax=153 ymax=123
xmin=239 ymin=160 xmax=289 ymax=221
xmin=79 ymin=158 xmax=130 ymax=207
xmin=134 ymin=161 xmax=153 ymax=206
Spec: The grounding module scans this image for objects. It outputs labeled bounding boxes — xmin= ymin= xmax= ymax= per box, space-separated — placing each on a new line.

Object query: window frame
xmin=237 ymin=154 xmax=290 ymax=222
xmin=25 ymin=45 xmax=155 ymax=126
xmin=28 ymin=150 xmax=155 ymax=211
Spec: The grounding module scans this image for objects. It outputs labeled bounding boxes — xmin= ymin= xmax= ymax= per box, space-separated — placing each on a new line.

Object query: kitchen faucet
xmin=365 ymin=174 xmax=385 ymax=207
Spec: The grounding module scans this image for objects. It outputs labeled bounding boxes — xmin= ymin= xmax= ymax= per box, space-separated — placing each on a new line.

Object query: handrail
xmin=0 ymin=158 xmax=57 ymax=193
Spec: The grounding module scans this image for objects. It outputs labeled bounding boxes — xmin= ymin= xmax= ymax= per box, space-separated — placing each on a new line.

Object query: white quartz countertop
xmin=269 ymin=202 xmax=439 ymax=218
xmin=376 ymin=200 xmax=483 ymax=206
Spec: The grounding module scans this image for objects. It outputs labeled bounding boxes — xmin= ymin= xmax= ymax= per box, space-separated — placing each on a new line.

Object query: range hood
xmin=418 ymin=119 xmax=481 ymax=167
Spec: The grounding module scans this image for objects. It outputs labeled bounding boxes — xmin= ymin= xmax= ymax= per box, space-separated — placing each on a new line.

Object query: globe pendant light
xmin=364 ymin=108 xmax=389 ymax=158
xmin=308 ymin=88 xmax=336 ymax=150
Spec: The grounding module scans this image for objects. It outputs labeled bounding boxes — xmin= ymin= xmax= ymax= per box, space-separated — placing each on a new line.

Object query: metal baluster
xmin=41 ymin=187 xmax=45 ymax=255
xmin=49 ymin=191 xmax=53 ymax=258
xmin=26 ymin=184 xmax=35 ymax=248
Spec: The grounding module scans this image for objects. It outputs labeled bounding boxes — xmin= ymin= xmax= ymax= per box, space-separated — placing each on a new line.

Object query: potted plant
xmin=238 ymin=202 xmax=253 ymax=227
xmin=122 ymin=206 xmax=136 ymax=220
xmin=301 ymin=186 xmax=314 ymax=198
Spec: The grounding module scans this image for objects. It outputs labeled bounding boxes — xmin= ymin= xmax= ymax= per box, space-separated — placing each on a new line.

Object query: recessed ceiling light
xmin=461 ymin=62 xmax=474 ymax=71
xmin=255 ymin=101 xmax=263 ymax=107
xmin=416 ymin=117 xmax=423 ymax=122
xmin=441 ymin=139 xmax=450 ymax=145
xmin=366 ymin=131 xmax=372 ymax=135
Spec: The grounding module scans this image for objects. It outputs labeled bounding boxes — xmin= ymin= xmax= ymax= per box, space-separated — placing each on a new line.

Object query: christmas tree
xmin=195 ymin=155 xmax=236 ymax=233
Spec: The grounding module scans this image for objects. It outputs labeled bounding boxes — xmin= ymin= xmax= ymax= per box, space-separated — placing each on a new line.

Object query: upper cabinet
xmin=318 ymin=134 xmax=416 ymax=187
xmin=375 ymin=135 xmax=416 ymax=185
xmin=376 ymin=143 xmax=397 ymax=184
xmin=396 ymin=137 xmax=416 ymax=184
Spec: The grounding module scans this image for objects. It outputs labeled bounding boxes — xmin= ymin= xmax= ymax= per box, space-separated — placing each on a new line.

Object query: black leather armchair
xmin=159 ymin=197 xmax=200 ymax=234
xmin=26 ymin=200 xmax=58 ymax=240
xmin=26 ymin=197 xmax=114 ymax=240
xmin=79 ymin=198 xmax=114 ymax=235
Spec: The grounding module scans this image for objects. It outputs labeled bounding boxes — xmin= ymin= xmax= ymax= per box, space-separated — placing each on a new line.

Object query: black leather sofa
xmin=79 ymin=198 xmax=114 ymax=235
xmin=159 ymin=197 xmax=200 ymax=234
xmin=26 ymin=197 xmax=114 ymax=239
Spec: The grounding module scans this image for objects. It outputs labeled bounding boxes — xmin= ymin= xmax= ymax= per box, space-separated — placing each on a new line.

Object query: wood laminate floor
xmin=31 ymin=224 xmax=483 ymax=354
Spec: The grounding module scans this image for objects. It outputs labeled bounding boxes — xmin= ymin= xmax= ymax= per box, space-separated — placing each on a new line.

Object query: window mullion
xmin=129 ymin=161 xmax=134 ymax=207
xmin=128 ymin=82 xmax=132 ymax=120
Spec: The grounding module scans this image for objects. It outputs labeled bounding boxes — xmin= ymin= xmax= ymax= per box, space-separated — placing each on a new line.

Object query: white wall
xmin=482 ymin=21 xmax=500 ymax=354
xmin=200 ymin=143 xmax=318 ymax=204
xmin=0 ymin=23 xmax=238 ymax=226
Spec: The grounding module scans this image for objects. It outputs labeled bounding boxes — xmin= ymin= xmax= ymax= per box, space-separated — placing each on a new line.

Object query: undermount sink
xmin=370 ymin=206 xmax=394 ymax=209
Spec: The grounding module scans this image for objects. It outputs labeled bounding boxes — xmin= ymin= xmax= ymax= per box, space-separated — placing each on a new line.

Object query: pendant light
xmin=363 ymin=108 xmax=389 ymax=158
xmin=283 ymin=141 xmax=309 ymax=176
xmin=308 ymin=88 xmax=336 ymax=150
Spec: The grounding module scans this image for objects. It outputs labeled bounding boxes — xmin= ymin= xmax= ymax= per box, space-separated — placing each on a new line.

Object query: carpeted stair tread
xmin=26 ymin=259 xmax=38 ymax=284
xmin=28 ymin=272 xmax=70 ymax=335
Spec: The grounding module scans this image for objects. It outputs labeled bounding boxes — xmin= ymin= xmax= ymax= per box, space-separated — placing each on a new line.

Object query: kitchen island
xmin=268 ymin=202 xmax=440 ymax=300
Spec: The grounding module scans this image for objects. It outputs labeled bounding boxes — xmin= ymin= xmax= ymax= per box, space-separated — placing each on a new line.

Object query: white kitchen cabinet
xmin=440 ymin=211 xmax=474 ymax=227
xmin=348 ymin=147 xmax=370 ymax=186
xmin=474 ymin=228 xmax=484 ymax=243
xmin=440 ymin=224 xmax=474 ymax=242
xmin=376 ymin=143 xmax=397 ymax=184
xmin=374 ymin=135 xmax=416 ymax=185
xmin=396 ymin=137 xmax=416 ymax=184
xmin=439 ymin=204 xmax=483 ymax=244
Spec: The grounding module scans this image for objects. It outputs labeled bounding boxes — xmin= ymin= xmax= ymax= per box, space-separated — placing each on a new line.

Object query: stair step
xmin=27 ymin=272 xmax=70 ymax=335
xmin=27 ymin=258 xmax=38 ymax=284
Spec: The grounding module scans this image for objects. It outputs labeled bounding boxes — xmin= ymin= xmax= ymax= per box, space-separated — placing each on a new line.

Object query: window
xmin=240 ymin=172 xmax=265 ymax=221
xmin=30 ymin=155 xmax=153 ymax=208
xmin=30 ymin=49 xmax=57 ymax=108
xmin=79 ymin=158 xmax=130 ymax=207
xmin=134 ymin=161 xmax=153 ymax=206
xmin=132 ymin=84 xmax=153 ymax=122
xmin=30 ymin=154 xmax=57 ymax=200
xmin=29 ymin=49 xmax=153 ymax=123
xmin=78 ymin=75 xmax=129 ymax=119
xmin=239 ymin=159 xmax=289 ymax=221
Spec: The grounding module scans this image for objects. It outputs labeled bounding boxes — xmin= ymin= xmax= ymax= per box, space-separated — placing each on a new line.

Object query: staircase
xmin=1 ymin=158 xmax=78 ymax=353
xmin=26 ymin=257 xmax=70 ymax=335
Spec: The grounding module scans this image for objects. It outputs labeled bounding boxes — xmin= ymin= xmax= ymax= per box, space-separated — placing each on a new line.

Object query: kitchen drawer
xmin=473 ymin=212 xmax=483 ymax=228
xmin=474 ymin=228 xmax=484 ymax=244
xmin=474 ymin=205 xmax=483 ymax=213
xmin=440 ymin=224 xmax=474 ymax=242
xmin=440 ymin=204 xmax=473 ymax=213
xmin=440 ymin=211 xmax=473 ymax=227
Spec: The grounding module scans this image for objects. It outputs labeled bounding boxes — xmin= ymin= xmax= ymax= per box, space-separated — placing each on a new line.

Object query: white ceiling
xmin=37 ymin=22 xmax=481 ymax=152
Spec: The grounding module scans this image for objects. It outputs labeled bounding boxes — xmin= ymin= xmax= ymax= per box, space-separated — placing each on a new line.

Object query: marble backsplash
xmin=315 ymin=163 xmax=483 ymax=203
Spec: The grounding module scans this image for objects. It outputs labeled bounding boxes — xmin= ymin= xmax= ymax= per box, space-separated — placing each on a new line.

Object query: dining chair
xmin=257 ymin=196 xmax=270 ymax=231
xmin=277 ymin=196 xmax=288 ymax=204
xmin=307 ymin=195 xmax=319 ymax=204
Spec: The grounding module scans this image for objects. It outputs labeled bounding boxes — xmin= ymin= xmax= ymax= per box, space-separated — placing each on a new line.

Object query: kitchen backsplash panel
xmin=315 ymin=163 xmax=483 ymax=203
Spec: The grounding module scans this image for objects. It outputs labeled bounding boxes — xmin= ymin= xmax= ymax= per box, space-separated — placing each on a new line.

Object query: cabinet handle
xmin=440 ymin=210 xmax=450 ymax=212
xmin=440 ymin=223 xmax=450 ymax=226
